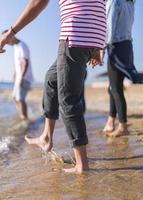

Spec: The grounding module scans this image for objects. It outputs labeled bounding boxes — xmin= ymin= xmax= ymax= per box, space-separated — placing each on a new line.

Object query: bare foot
xmin=105 ymin=131 xmax=114 ymax=137
xmin=103 ymin=117 xmax=115 ymax=133
xmin=107 ymin=128 xmax=128 ymax=137
xmin=25 ymin=135 xmax=53 ymax=152
xmin=62 ymin=166 xmax=89 ymax=174
xmin=103 ymin=125 xmax=114 ymax=133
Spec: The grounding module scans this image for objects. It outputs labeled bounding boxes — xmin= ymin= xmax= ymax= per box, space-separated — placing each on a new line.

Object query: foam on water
xmin=0 ymin=136 xmax=15 ymax=154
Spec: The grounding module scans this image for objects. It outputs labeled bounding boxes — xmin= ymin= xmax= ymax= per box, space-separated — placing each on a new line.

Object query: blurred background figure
xmin=103 ymin=0 xmax=143 ymax=137
xmin=2 ymin=30 xmax=33 ymax=120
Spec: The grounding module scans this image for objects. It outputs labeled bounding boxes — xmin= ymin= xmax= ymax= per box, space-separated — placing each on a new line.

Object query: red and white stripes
xmin=59 ymin=0 xmax=106 ymax=48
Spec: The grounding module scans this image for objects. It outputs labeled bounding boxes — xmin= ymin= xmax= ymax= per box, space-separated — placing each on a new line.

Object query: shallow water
xmin=0 ymin=108 xmax=143 ymax=200
xmin=0 ymin=96 xmax=17 ymax=118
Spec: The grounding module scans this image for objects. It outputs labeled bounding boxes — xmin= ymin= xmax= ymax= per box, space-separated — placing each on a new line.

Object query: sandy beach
xmin=0 ymin=84 xmax=143 ymax=200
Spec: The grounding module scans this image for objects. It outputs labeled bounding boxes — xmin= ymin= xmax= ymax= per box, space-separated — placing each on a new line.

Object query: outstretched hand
xmin=0 ymin=29 xmax=14 ymax=53
xmin=88 ymin=49 xmax=105 ymax=68
xmin=0 ymin=48 xmax=6 ymax=53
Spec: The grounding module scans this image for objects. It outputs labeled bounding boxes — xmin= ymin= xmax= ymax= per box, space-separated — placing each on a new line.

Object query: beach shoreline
xmin=1 ymin=83 xmax=143 ymax=137
xmin=1 ymin=84 xmax=143 ymax=133
xmin=1 ymin=83 xmax=143 ymax=112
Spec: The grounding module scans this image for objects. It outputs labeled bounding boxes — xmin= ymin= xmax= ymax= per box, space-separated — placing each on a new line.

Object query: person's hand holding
xmin=0 ymin=28 xmax=15 ymax=53
xmin=88 ymin=49 xmax=105 ymax=68
xmin=19 ymin=77 xmax=24 ymax=87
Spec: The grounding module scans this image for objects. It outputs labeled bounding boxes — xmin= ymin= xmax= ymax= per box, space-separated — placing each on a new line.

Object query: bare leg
xmin=14 ymin=99 xmax=28 ymax=119
xmin=25 ymin=118 xmax=56 ymax=152
xmin=63 ymin=145 xmax=89 ymax=174
xmin=103 ymin=116 xmax=115 ymax=132
xmin=107 ymin=122 xmax=128 ymax=137
xmin=21 ymin=101 xmax=28 ymax=119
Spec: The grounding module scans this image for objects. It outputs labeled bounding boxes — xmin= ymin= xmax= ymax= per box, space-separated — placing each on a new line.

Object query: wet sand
xmin=0 ymin=85 xmax=143 ymax=200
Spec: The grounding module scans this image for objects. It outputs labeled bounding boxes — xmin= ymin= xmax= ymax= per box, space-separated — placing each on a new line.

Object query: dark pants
xmin=108 ymin=60 xmax=127 ymax=123
xmin=43 ymin=41 xmax=97 ymax=147
xmin=107 ymin=41 xmax=137 ymax=123
xmin=81 ymin=70 xmax=87 ymax=113
xmin=107 ymin=40 xmax=143 ymax=83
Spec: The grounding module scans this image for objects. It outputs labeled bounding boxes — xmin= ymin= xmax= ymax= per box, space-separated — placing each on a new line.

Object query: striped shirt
xmin=59 ymin=0 xmax=106 ymax=48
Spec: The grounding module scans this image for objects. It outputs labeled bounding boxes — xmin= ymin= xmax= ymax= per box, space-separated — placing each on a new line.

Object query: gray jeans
xmin=43 ymin=41 xmax=98 ymax=147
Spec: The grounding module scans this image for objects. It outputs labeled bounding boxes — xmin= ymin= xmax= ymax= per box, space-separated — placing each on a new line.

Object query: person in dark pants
xmin=103 ymin=0 xmax=143 ymax=137
xmin=0 ymin=0 xmax=106 ymax=173
xmin=82 ymin=70 xmax=87 ymax=114
xmin=107 ymin=51 xmax=127 ymax=130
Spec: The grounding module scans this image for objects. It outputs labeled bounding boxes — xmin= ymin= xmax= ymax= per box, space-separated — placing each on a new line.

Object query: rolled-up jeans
xmin=43 ymin=41 xmax=98 ymax=147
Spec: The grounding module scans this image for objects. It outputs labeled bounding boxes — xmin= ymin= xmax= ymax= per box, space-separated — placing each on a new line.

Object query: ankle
xmin=40 ymin=134 xmax=49 ymax=142
xmin=75 ymin=160 xmax=89 ymax=170
xmin=73 ymin=145 xmax=88 ymax=171
xmin=118 ymin=123 xmax=127 ymax=131
xmin=108 ymin=116 xmax=115 ymax=123
xmin=75 ymin=164 xmax=89 ymax=173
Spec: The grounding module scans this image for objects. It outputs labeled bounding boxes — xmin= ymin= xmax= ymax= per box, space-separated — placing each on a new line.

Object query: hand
xmin=0 ymin=48 xmax=6 ymax=53
xmin=88 ymin=49 xmax=105 ymax=68
xmin=0 ymin=29 xmax=15 ymax=53
xmin=19 ymin=77 xmax=24 ymax=87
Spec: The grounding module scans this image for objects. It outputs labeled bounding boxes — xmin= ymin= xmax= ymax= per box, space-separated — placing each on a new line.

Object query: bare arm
xmin=0 ymin=0 xmax=49 ymax=52
xmin=19 ymin=59 xmax=29 ymax=86
xmin=12 ymin=0 xmax=49 ymax=33
xmin=21 ymin=59 xmax=29 ymax=78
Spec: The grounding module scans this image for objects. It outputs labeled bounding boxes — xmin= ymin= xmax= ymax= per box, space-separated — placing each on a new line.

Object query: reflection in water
xmin=0 ymin=112 xmax=143 ymax=200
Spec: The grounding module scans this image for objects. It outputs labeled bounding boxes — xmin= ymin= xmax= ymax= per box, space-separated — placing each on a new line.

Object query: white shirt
xmin=14 ymin=41 xmax=33 ymax=84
